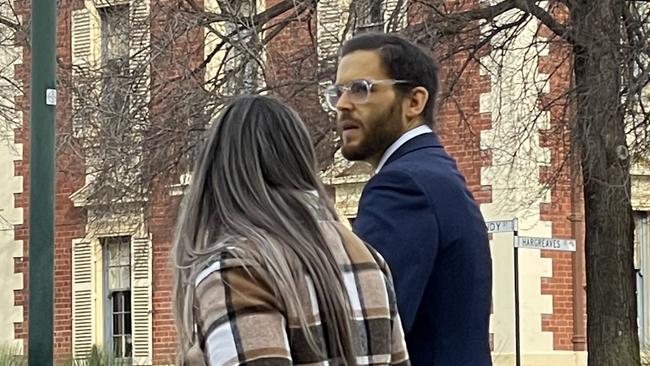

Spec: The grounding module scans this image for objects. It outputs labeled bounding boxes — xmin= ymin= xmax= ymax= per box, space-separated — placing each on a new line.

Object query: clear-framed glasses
xmin=323 ymin=79 xmax=412 ymax=111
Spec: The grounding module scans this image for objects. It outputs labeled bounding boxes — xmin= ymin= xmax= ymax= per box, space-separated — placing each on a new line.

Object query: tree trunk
xmin=571 ymin=1 xmax=640 ymax=364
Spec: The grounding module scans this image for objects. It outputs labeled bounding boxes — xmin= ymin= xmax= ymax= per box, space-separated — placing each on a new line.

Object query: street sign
xmin=515 ymin=236 xmax=576 ymax=251
xmin=486 ymin=219 xmax=517 ymax=233
xmin=484 ymin=216 xmax=576 ymax=366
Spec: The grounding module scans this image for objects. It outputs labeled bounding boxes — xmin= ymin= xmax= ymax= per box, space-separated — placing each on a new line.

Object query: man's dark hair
xmin=341 ymin=32 xmax=440 ymax=127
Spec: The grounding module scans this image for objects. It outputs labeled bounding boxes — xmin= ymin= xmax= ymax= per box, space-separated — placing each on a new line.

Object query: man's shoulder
xmin=366 ymin=165 xmax=424 ymax=193
xmin=372 ymin=154 xmax=475 ymax=210
xmin=377 ymin=154 xmax=457 ymax=187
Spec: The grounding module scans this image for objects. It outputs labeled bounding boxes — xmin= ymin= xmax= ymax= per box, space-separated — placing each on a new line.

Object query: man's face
xmin=335 ymin=50 xmax=407 ymax=166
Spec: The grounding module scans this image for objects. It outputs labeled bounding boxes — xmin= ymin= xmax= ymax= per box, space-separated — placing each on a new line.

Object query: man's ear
xmin=403 ymin=86 xmax=429 ymax=120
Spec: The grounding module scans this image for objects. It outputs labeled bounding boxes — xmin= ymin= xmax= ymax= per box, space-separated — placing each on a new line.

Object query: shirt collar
xmin=375 ymin=125 xmax=433 ymax=174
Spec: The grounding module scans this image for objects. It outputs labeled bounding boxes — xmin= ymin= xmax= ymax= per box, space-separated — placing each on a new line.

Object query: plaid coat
xmin=191 ymin=221 xmax=410 ymax=366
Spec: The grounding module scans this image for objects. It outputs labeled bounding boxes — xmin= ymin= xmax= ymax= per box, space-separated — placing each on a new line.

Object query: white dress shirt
xmin=375 ymin=124 xmax=433 ymax=173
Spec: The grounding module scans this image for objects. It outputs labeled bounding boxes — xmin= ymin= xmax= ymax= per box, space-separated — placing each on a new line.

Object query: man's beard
xmin=341 ymin=101 xmax=404 ymax=163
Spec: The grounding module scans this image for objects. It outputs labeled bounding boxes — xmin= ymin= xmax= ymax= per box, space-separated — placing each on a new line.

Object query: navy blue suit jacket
xmin=353 ymin=132 xmax=492 ymax=366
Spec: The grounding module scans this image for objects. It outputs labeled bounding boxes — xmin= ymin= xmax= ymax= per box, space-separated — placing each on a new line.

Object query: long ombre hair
xmin=172 ymin=95 xmax=356 ymax=364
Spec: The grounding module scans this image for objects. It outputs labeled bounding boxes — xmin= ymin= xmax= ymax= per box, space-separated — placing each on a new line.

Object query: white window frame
xmin=102 ymin=235 xmax=134 ymax=361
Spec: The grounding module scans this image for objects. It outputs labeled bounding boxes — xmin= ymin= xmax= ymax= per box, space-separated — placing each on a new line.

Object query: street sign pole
xmin=487 ymin=218 xmax=577 ymax=366
xmin=28 ymin=0 xmax=57 ymax=364
xmin=513 ymin=221 xmax=521 ymax=366
xmin=486 ymin=218 xmax=521 ymax=366
xmin=512 ymin=234 xmax=577 ymax=366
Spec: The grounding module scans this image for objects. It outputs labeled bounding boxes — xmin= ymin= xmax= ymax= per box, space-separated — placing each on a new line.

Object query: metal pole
xmin=514 ymin=247 xmax=521 ymax=366
xmin=28 ymin=0 xmax=57 ymax=364
xmin=513 ymin=219 xmax=521 ymax=366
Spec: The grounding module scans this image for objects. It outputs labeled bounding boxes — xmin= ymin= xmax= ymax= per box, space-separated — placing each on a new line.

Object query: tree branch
xmin=514 ymin=0 xmax=574 ymax=45
xmin=419 ymin=0 xmax=520 ymax=36
xmin=183 ymin=0 xmax=314 ymax=29
xmin=0 ymin=14 xmax=19 ymax=31
xmin=409 ymin=0 xmax=574 ymax=45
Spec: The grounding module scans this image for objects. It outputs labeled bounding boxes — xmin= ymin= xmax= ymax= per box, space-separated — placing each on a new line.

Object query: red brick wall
xmin=537 ymin=3 xmax=582 ymax=351
xmin=405 ymin=0 xmax=493 ymax=204
xmin=53 ymin=0 xmax=85 ymax=357
xmin=432 ymin=0 xmax=493 ymax=204
xmin=436 ymin=56 xmax=493 ymax=204
xmin=13 ymin=0 xmax=86 ymax=359
xmin=264 ymin=0 xmax=334 ymax=168
xmin=149 ymin=191 xmax=180 ymax=364
xmin=147 ymin=0 xmax=205 ymax=361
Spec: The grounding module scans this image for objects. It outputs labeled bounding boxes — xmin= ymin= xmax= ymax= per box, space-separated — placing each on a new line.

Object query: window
xmin=368 ymin=1 xmax=383 ymax=25
xmin=102 ymin=236 xmax=132 ymax=359
xmin=354 ymin=0 xmax=384 ymax=33
xmin=219 ymin=0 xmax=260 ymax=94
xmin=99 ymin=5 xmax=130 ymax=128
xmin=635 ymin=212 xmax=649 ymax=350
xmin=97 ymin=5 xmax=137 ymax=186
xmin=100 ymin=5 xmax=129 ymax=69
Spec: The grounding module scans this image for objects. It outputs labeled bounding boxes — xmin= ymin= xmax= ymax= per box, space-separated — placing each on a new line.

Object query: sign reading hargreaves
xmin=515 ymin=236 xmax=576 ymax=252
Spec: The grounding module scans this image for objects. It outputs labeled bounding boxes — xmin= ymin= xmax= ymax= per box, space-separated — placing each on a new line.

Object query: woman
xmin=172 ymin=95 xmax=409 ymax=365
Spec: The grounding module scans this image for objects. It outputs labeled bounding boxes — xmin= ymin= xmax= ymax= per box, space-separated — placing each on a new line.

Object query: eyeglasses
xmin=323 ymin=79 xmax=412 ymax=111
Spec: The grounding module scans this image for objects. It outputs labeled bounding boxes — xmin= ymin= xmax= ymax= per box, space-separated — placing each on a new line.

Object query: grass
xmin=0 ymin=344 xmax=25 ymax=366
xmin=0 ymin=344 xmax=131 ymax=366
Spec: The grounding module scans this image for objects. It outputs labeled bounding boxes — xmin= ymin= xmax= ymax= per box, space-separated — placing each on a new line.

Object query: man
xmin=326 ymin=32 xmax=492 ymax=365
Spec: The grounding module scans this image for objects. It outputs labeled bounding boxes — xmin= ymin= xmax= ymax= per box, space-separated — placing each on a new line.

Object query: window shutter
xmin=72 ymin=238 xmax=94 ymax=358
xmin=71 ymin=7 xmax=97 ymax=138
xmin=131 ymin=234 xmax=152 ymax=365
xmin=317 ymin=0 xmax=343 ymax=111
xmin=317 ymin=0 xmax=342 ymax=63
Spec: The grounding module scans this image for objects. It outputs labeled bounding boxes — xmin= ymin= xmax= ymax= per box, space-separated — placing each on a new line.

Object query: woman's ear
xmin=404 ymin=86 xmax=429 ymax=120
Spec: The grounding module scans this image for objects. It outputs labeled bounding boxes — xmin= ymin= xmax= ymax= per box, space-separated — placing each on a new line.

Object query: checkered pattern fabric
xmin=193 ymin=221 xmax=410 ymax=366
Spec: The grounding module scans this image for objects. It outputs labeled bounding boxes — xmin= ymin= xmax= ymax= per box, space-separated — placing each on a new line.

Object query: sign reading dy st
xmin=486 ymin=219 xmax=517 ymax=233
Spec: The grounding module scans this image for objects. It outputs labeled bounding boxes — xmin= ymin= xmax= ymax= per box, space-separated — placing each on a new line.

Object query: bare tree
xmin=58 ymin=0 xmax=337 ymax=224
xmin=64 ymin=0 xmax=416 ymax=221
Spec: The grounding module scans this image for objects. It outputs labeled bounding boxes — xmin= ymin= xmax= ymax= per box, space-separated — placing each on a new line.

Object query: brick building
xmin=1 ymin=0 xmax=649 ymax=365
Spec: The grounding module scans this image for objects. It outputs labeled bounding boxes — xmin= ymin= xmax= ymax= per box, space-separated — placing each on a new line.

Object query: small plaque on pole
xmin=46 ymin=89 xmax=57 ymax=106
